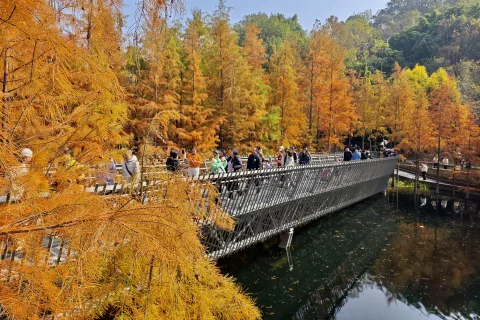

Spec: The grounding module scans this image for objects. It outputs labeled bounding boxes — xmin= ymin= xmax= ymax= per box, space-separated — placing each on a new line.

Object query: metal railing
xmin=0 ymin=157 xmax=397 ymax=263
xmin=198 ymin=157 xmax=398 ymax=259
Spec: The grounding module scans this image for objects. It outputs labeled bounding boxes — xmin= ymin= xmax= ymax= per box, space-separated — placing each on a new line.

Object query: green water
xmin=220 ymin=192 xmax=480 ymax=320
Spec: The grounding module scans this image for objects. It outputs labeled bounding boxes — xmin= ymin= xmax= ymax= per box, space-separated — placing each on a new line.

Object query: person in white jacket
xmin=122 ymin=150 xmax=140 ymax=183
xmin=420 ymin=163 xmax=428 ymax=180
xmin=442 ymin=158 xmax=449 ymax=169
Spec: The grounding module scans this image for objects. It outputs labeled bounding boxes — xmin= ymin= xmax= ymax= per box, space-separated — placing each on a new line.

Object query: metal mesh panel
xmin=198 ymin=157 xmax=398 ymax=259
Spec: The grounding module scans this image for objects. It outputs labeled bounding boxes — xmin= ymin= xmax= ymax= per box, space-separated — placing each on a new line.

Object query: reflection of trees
xmin=292 ymin=199 xmax=397 ymax=320
xmin=373 ymin=219 xmax=480 ymax=318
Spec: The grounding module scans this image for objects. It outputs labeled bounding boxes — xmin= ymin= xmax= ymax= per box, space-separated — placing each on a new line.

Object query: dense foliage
xmin=390 ymin=3 xmax=480 ymax=113
xmin=1 ymin=0 xmax=479 ymax=318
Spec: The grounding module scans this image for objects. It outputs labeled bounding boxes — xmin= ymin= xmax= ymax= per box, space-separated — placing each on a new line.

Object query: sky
xmin=124 ymin=0 xmax=390 ymax=31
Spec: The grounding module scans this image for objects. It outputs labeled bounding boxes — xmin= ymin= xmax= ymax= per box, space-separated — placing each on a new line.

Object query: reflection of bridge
xmin=200 ymin=157 xmax=398 ymax=259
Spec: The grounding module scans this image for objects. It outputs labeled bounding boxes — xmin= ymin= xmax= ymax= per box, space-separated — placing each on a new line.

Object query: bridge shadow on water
xmin=218 ymin=192 xmax=480 ymax=320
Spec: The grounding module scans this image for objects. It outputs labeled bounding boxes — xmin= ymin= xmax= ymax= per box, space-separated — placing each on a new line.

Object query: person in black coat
xmin=343 ymin=147 xmax=353 ymax=161
xmin=361 ymin=150 xmax=368 ymax=160
xmin=299 ymin=147 xmax=312 ymax=165
xmin=247 ymin=148 xmax=261 ymax=170
xmin=166 ymin=150 xmax=181 ymax=171
xmin=230 ymin=150 xmax=243 ymax=172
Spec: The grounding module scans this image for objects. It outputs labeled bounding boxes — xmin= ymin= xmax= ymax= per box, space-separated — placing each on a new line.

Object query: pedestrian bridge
xmin=197 ymin=157 xmax=398 ymax=259
xmin=0 ymin=156 xmax=398 ymax=263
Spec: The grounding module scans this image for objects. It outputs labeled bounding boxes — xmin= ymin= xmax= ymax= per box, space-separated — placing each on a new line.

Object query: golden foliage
xmin=0 ymin=172 xmax=261 ymax=319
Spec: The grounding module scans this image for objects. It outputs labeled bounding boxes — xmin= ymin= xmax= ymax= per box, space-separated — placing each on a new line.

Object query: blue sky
xmin=124 ymin=0 xmax=389 ymax=30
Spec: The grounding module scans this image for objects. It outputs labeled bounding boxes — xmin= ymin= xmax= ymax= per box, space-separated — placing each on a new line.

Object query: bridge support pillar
xmin=278 ymin=228 xmax=294 ymax=249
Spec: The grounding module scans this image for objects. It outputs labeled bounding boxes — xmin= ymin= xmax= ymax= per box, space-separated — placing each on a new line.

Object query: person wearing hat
xmin=276 ymin=146 xmax=285 ymax=168
xmin=12 ymin=148 xmax=33 ymax=177
xmin=210 ymin=150 xmax=227 ymax=174
xmin=8 ymin=148 xmax=33 ymax=200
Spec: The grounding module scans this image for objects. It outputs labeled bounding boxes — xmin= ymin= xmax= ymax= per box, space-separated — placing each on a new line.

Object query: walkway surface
xmin=397 ymin=169 xmax=449 ymax=186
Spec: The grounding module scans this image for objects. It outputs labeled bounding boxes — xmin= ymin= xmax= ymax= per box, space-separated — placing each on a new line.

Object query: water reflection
xmin=220 ymin=193 xmax=480 ymax=320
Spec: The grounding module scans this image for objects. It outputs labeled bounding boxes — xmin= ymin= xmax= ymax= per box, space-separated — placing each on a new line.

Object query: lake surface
xmin=220 ymin=191 xmax=480 ymax=320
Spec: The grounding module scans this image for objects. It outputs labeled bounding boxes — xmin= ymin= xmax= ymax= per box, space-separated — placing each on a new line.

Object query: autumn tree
xmin=178 ymin=9 xmax=218 ymax=153
xmin=269 ymin=40 xmax=307 ymax=147
xmin=351 ymin=71 xmax=378 ymax=150
xmin=205 ymin=1 xmax=269 ymax=151
xmin=385 ymin=62 xmax=414 ymax=147
xmin=240 ymin=23 xmax=270 ymax=149
xmin=0 ymin=1 xmax=261 ymax=318
xmin=370 ymin=70 xmax=389 ymax=151
xmin=398 ymin=65 xmax=434 ymax=190
xmin=310 ymin=30 xmax=355 ymax=152
xmin=428 ymin=68 xmax=462 ymax=194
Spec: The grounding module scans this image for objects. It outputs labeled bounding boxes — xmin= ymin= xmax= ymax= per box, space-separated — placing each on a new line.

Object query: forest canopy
xmin=0 ymin=0 xmax=479 ymax=318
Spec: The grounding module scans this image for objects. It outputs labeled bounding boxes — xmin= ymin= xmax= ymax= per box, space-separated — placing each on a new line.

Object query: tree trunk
xmin=436 ymin=134 xmax=441 ymax=195
xmin=328 ymin=73 xmax=333 ymax=152
xmin=2 ymin=46 xmax=8 ymax=145
xmin=465 ymin=165 xmax=471 ymax=200
xmin=309 ymin=60 xmax=314 ymax=132
xmin=414 ymin=153 xmax=419 ymax=194
xmin=361 ymin=132 xmax=365 ymax=151
xmin=452 ymin=165 xmax=456 ymax=198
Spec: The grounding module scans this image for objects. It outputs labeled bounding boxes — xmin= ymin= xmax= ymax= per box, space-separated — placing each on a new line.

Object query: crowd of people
xmin=9 ymin=144 xmax=468 ymax=192
xmin=163 ymin=146 xmax=313 ymax=179
xmin=343 ymin=147 xmax=375 ymax=161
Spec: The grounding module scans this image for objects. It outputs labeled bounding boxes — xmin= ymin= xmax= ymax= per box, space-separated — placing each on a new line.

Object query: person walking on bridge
xmin=277 ymin=146 xmax=286 ymax=168
xmin=166 ymin=150 xmax=181 ymax=172
xmin=256 ymin=146 xmax=266 ymax=168
xmin=122 ymin=149 xmax=140 ymax=183
xmin=299 ymin=147 xmax=311 ymax=165
xmin=284 ymin=150 xmax=295 ymax=168
xmin=433 ymin=155 xmax=439 ymax=168
xmin=352 ymin=148 xmax=361 ymax=161
xmin=343 ymin=147 xmax=352 ymax=161
xmin=442 ymin=157 xmax=449 ymax=169
xmin=421 ymin=162 xmax=428 ymax=180
xmin=227 ymin=150 xmax=243 ymax=172
xmin=187 ymin=147 xmax=202 ymax=179
xmin=210 ymin=150 xmax=227 ymax=174
xmin=247 ymin=148 xmax=261 ymax=170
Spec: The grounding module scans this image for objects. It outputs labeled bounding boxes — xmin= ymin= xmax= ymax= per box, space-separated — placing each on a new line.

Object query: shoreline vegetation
xmin=0 ymin=0 xmax=479 ymax=318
